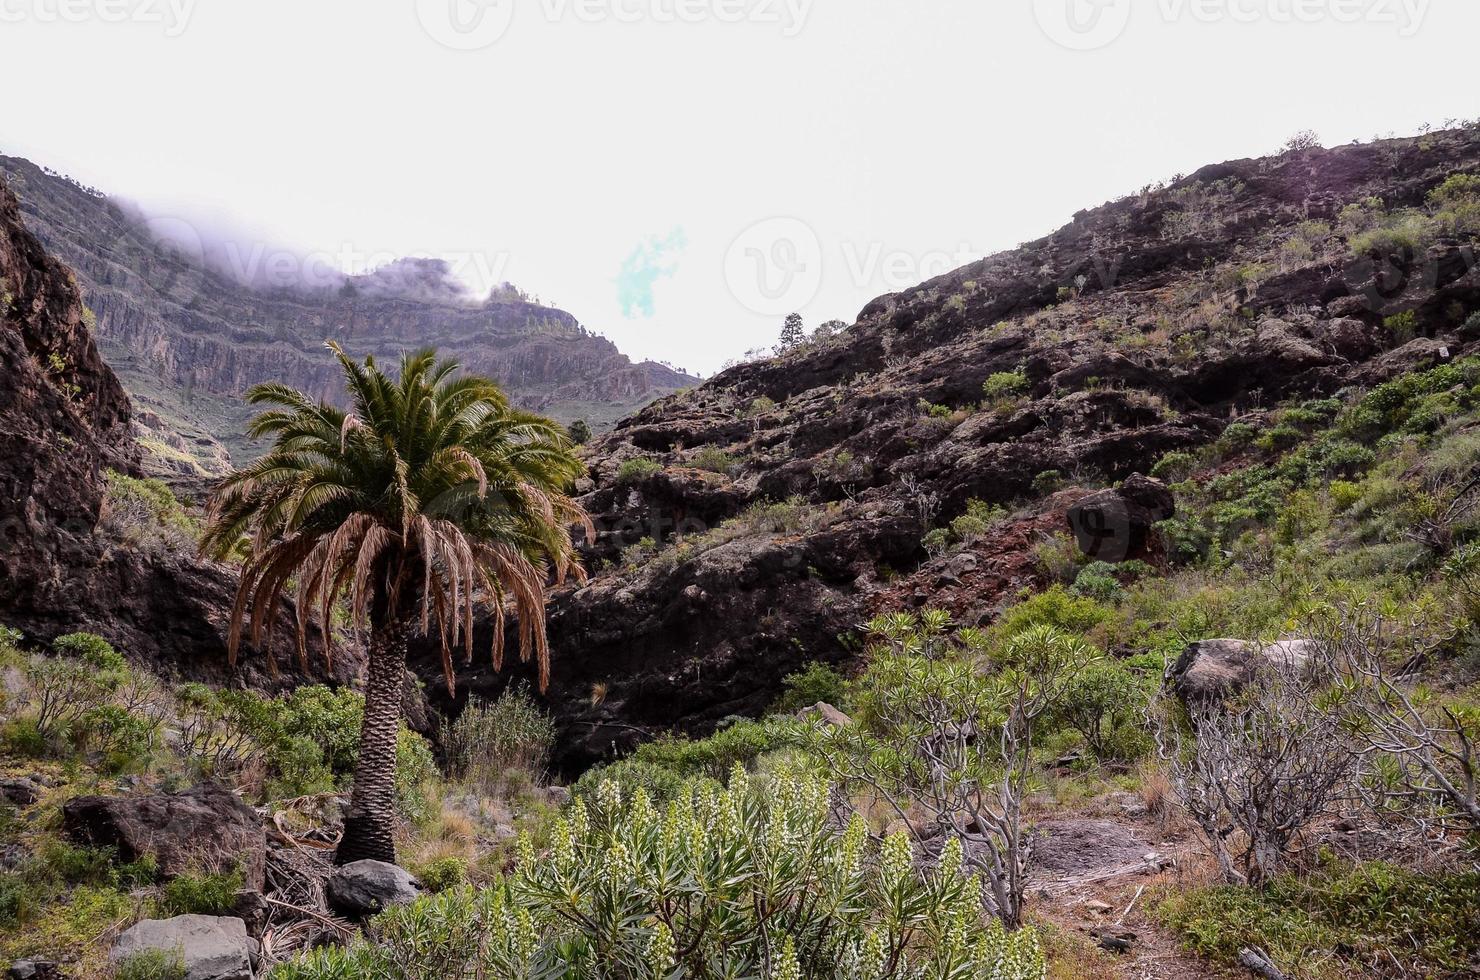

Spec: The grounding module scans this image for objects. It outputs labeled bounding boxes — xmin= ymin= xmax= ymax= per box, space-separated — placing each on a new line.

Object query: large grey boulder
xmin=110 ymin=915 xmax=253 ymax=980
xmin=1168 ymin=639 xmax=1318 ymax=705
xmin=63 ymin=783 xmax=265 ymax=890
xmin=326 ymin=860 xmax=421 ymax=918
xmin=796 ymin=702 xmax=853 ymax=727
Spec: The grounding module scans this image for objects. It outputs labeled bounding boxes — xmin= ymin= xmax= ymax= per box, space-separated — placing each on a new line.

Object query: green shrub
xmin=571 ymin=758 xmax=692 ymax=805
xmin=115 ymin=950 xmax=187 ymax=980
xmin=158 ymin=866 xmax=243 ymax=916
xmin=1033 ymin=532 xmax=1082 ymax=583
xmin=1 ymin=718 xmax=47 ymax=758
xmin=1031 ymin=470 xmax=1063 ymax=495
xmin=443 ymin=686 xmax=556 ymax=788
xmin=51 ymin=632 xmax=124 ymax=669
xmin=1151 ymin=450 xmax=1197 ymax=482
xmin=688 ymin=446 xmax=737 ymax=474
xmin=922 ymin=526 xmax=951 ymax=556
xmin=983 ymin=370 xmax=1028 ymax=401
xmin=1159 ymin=860 xmax=1480 ymax=978
xmin=628 ymin=718 xmax=792 ymax=780
xmin=771 ymin=661 xmax=848 ymax=714
xmin=277 ymin=770 xmax=1046 ymax=979
xmin=1071 ymin=562 xmax=1125 ymax=603
xmin=1384 ymin=310 xmax=1419 ymax=343
xmin=0 ymin=872 xmax=39 ymax=927
xmin=102 ymin=471 xmax=201 ymax=554
xmin=1049 ymin=661 xmax=1153 ymax=761
xmin=950 ymin=498 xmax=1008 ymax=540
xmin=395 ymin=729 xmax=439 ymax=824
xmin=615 ymin=457 xmax=662 ymax=484
xmin=39 ymin=841 xmax=117 ymax=887
xmin=415 ymin=857 xmax=468 ymax=894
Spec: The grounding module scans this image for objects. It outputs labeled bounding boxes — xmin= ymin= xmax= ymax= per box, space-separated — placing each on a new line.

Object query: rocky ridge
xmin=0 ymin=176 xmax=349 ymax=689
xmin=414 ymin=127 xmax=1480 ymax=771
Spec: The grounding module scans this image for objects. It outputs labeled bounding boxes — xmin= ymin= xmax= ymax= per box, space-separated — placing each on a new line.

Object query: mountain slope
xmin=0 ymin=154 xmax=698 ymax=475
xmin=414 ymin=126 xmax=1480 ymax=771
xmin=0 ymin=176 xmax=350 ymax=690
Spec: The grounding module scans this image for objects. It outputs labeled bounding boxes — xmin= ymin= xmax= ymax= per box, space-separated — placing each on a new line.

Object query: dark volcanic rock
xmin=408 ymin=128 xmax=1480 ymax=773
xmin=326 ymin=860 xmax=421 ymax=918
xmin=63 ymin=783 xmax=266 ymax=891
xmin=1066 ymin=474 xmax=1176 ymax=563
xmin=0 ymin=173 xmax=353 ymax=689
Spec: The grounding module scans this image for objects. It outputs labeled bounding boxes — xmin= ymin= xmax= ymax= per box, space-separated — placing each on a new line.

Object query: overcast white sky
xmin=1 ymin=0 xmax=1475 ymax=375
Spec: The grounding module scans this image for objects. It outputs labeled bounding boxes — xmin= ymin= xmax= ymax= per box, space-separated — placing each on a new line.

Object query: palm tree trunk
xmin=336 ymin=615 xmax=410 ymax=866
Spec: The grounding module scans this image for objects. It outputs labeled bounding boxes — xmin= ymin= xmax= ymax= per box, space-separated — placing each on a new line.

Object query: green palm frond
xmin=203 ymin=341 xmax=591 ymax=692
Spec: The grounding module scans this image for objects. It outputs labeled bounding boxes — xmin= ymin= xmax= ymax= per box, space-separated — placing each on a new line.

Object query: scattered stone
xmin=0 ymin=778 xmax=40 ymax=807
xmin=110 ymin=915 xmax=254 ymax=980
xmin=8 ymin=960 xmax=61 ymax=980
xmin=1083 ymin=899 xmax=1114 ymax=915
xmin=796 ymin=702 xmax=853 ymax=727
xmin=1105 ymin=791 xmax=1148 ymax=819
xmin=326 ymin=860 xmax=421 ymax=918
xmin=230 ymin=890 xmax=269 ymax=939
xmin=63 ymin=783 xmax=266 ymax=890
xmin=542 ymin=785 xmax=572 ymax=807
xmin=1091 ymin=928 xmax=1137 ymax=954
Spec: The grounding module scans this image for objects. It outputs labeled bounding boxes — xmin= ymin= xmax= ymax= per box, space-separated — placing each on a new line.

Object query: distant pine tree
xmin=777 ymin=312 xmax=805 ymax=352
xmin=568 ymin=419 xmax=592 ymax=445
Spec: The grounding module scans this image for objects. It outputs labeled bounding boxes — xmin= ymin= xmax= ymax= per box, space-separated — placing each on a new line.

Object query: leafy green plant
xmin=982 ymin=370 xmax=1029 ymax=405
xmin=114 ymin=949 xmax=187 ymax=980
xmin=616 ymin=457 xmax=663 ymax=483
xmin=1049 ymin=661 xmax=1152 ymax=761
xmin=278 ymin=770 xmax=1046 ymax=979
xmin=443 ymin=686 xmax=556 ymax=789
xmin=809 ymin=619 xmax=1095 ymax=928
xmin=1160 ymin=860 xmax=1480 ymax=979
xmin=414 ymin=857 xmax=468 ymax=894
xmin=1070 ymin=561 xmax=1124 ymax=603
xmin=158 ymin=866 xmax=243 ymax=916
xmin=689 ymin=446 xmax=738 ymax=474
xmin=772 ymin=661 xmax=848 ymax=714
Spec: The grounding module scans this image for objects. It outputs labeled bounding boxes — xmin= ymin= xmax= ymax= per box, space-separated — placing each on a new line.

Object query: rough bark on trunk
xmin=336 ymin=616 xmax=409 ymax=866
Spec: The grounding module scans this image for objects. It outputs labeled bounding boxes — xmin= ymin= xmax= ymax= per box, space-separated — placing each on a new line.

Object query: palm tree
xmin=202 ymin=343 xmax=591 ymax=865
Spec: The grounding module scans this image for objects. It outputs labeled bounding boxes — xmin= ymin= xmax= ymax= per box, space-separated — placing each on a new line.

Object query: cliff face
xmin=0 ymin=155 xmax=698 ymax=473
xmin=0 ymin=176 xmax=351 ymax=690
xmin=410 ymin=127 xmax=1480 ymax=772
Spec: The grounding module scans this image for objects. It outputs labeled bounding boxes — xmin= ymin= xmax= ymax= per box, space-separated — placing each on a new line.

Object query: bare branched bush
xmin=806 ymin=618 xmax=1091 ymax=928
xmin=1307 ymin=604 xmax=1480 ymax=835
xmin=1153 ymin=647 xmax=1358 ymax=885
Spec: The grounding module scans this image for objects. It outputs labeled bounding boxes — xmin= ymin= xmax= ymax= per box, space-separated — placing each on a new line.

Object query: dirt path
xmin=1026 ymin=806 xmax=1238 ymax=979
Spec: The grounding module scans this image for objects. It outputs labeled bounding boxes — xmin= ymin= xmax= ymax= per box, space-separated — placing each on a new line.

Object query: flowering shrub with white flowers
xmin=271 ymin=767 xmax=1045 ymax=979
